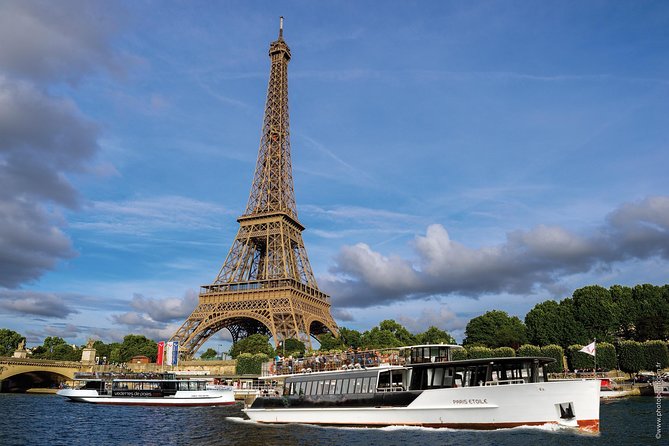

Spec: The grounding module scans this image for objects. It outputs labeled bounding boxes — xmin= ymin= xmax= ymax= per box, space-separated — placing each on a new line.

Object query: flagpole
xmin=593 ymin=337 xmax=597 ymax=379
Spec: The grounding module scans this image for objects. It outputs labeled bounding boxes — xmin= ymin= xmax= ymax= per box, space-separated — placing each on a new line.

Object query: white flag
xmin=580 ymin=341 xmax=596 ymax=356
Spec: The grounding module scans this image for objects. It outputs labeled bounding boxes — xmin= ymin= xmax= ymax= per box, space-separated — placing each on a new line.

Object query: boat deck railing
xmin=264 ymin=349 xmax=407 ymax=377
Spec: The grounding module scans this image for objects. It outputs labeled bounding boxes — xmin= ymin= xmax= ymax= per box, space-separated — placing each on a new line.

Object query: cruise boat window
xmin=378 ymin=371 xmax=390 ymax=389
xmin=369 ymin=376 xmax=377 ymax=392
xmin=335 ymin=379 xmax=343 ymax=394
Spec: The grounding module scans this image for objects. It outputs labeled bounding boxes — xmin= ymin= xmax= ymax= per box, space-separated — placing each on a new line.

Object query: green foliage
xmin=53 ymin=344 xmax=80 ymax=361
xmin=451 ymin=348 xmax=468 ymax=360
xmin=277 ymin=339 xmax=306 ymax=358
xmin=642 ymin=340 xmax=669 ymax=370
xmin=31 ymin=336 xmax=79 ymax=360
xmin=229 ymin=334 xmax=274 ymax=359
xmin=610 ymin=284 xmax=636 ymax=339
xmin=464 ymin=310 xmax=527 ymax=349
xmin=567 ymin=345 xmax=594 ymax=370
xmin=415 ymin=326 xmax=456 ymax=345
xmin=517 ymin=344 xmax=542 ymax=357
xmin=235 ymin=353 xmax=269 ymax=375
xmin=378 ymin=320 xmax=417 ymax=346
xmin=318 ymin=333 xmax=345 ymax=351
xmin=572 ymin=286 xmax=619 ymax=343
xmin=338 ymin=327 xmax=363 ymax=349
xmin=632 ymin=284 xmax=669 ymax=341
xmin=525 ymin=301 xmax=565 ymax=346
xmin=596 ymin=342 xmax=617 ymax=371
xmin=117 ymin=335 xmax=158 ymax=363
xmin=92 ymin=340 xmax=112 ymax=361
xmin=467 ymin=346 xmax=493 ymax=359
xmin=492 ymin=347 xmax=515 ymax=358
xmin=0 ymin=328 xmax=24 ymax=356
xmin=541 ymin=345 xmax=566 ymax=373
xmin=200 ymin=348 xmax=218 ymax=360
xmin=617 ymin=340 xmax=646 ymax=374
xmin=525 ymin=299 xmax=588 ymax=348
xmin=109 ymin=343 xmax=123 ymax=364
xmin=361 ymin=327 xmax=401 ymax=349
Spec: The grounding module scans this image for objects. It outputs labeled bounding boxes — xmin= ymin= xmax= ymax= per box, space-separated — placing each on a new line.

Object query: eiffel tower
xmin=171 ymin=18 xmax=339 ymax=359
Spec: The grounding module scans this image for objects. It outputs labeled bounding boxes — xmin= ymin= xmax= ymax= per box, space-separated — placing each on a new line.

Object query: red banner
xmin=156 ymin=341 xmax=165 ymax=365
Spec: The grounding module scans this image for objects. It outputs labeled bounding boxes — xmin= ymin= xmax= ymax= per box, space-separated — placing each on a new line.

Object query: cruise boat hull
xmin=245 ymin=379 xmax=600 ymax=431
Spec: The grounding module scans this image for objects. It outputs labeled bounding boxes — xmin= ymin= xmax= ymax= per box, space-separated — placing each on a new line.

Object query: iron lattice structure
xmin=171 ymin=19 xmax=339 ymax=359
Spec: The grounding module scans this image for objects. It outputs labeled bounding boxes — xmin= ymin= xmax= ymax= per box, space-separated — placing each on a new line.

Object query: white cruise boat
xmin=57 ymin=373 xmax=235 ymax=406
xmin=244 ymin=345 xmax=600 ymax=432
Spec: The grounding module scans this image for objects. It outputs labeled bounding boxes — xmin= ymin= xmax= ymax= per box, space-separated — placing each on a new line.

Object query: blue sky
xmin=1 ymin=1 xmax=668 ymax=354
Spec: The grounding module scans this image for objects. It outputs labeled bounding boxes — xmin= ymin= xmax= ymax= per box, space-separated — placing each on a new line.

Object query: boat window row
xmin=109 ymin=380 xmax=207 ymax=391
xmin=410 ymin=361 xmax=547 ymax=390
xmin=288 ymin=375 xmax=378 ymax=396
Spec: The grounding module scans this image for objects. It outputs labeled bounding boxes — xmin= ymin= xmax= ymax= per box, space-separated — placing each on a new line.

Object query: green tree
xmin=318 ymin=333 xmax=345 ymax=351
xmin=378 ymin=320 xmax=416 ymax=346
xmin=339 ymin=327 xmax=363 ymax=349
xmin=572 ymin=285 xmax=619 ymax=342
xmin=541 ymin=344 xmax=566 ymax=373
xmin=361 ymin=327 xmax=400 ymax=349
xmin=617 ymin=340 xmax=646 ymax=374
xmin=229 ymin=334 xmax=274 ymax=359
xmin=642 ymin=340 xmax=669 ymax=370
xmin=451 ymin=348 xmax=468 ymax=360
xmin=610 ymin=284 xmax=636 ymax=339
xmin=525 ymin=299 xmax=587 ymax=347
xmin=567 ymin=344 xmax=593 ymax=371
xmin=467 ymin=346 xmax=493 ymax=359
xmin=596 ymin=342 xmax=617 ymax=371
xmin=93 ymin=340 xmax=112 ymax=362
xmin=200 ymin=348 xmax=218 ymax=360
xmin=517 ymin=344 xmax=542 ymax=357
xmin=283 ymin=339 xmax=305 ymax=357
xmin=0 ymin=329 xmax=25 ymax=356
xmin=525 ymin=300 xmax=564 ymax=346
xmin=416 ymin=326 xmax=456 ymax=345
xmin=464 ymin=310 xmax=527 ymax=349
xmin=632 ymin=284 xmax=669 ymax=341
xmin=492 ymin=347 xmax=515 ymax=358
xmin=235 ymin=353 xmax=270 ymax=375
xmin=52 ymin=343 xmax=80 ymax=361
xmin=118 ymin=335 xmax=158 ymax=362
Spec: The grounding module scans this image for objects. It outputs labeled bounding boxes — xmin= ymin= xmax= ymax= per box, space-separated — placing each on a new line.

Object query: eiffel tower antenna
xmin=171 ymin=18 xmax=339 ymax=358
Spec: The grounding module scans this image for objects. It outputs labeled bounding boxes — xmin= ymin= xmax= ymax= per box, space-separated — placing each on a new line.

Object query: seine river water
xmin=0 ymin=394 xmax=665 ymax=446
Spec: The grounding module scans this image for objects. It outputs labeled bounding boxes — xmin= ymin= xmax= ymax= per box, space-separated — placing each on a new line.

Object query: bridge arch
xmin=0 ymin=359 xmax=79 ymax=393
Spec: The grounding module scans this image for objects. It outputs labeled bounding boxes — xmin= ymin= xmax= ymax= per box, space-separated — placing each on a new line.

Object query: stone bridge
xmin=0 ymin=356 xmax=238 ymax=392
xmin=0 ymin=357 xmax=83 ymax=392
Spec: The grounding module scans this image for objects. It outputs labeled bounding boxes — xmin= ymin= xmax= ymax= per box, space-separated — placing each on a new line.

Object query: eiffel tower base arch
xmin=171 ymin=283 xmax=338 ymax=359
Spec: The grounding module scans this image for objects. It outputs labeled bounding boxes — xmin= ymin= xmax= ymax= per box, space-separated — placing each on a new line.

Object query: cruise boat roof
xmin=397 ymin=344 xmax=464 ymax=350
xmin=409 ymin=356 xmax=556 ymax=367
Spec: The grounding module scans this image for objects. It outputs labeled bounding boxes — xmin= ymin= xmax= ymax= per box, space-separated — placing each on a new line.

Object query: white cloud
xmin=325 ymin=196 xmax=669 ymax=307
xmin=0 ymin=290 xmax=78 ymax=318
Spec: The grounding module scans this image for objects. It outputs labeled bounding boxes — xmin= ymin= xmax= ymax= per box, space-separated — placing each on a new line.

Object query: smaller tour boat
xmin=57 ymin=373 xmax=236 ymax=406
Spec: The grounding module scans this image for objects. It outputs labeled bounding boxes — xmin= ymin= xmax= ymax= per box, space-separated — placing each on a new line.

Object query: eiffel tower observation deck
xmin=171 ymin=18 xmax=339 ymax=359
